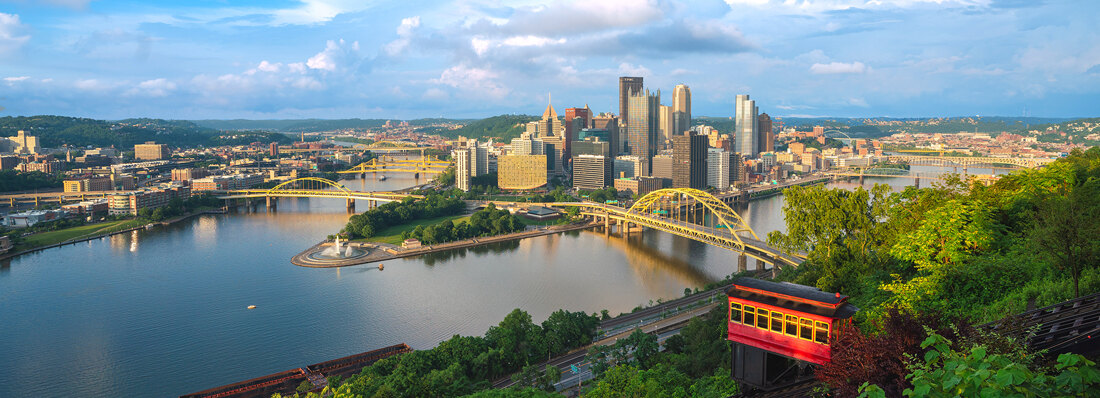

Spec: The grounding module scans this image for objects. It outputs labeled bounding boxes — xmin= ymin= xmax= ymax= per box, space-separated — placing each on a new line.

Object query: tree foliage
xmin=342 ymin=194 xmax=465 ymax=239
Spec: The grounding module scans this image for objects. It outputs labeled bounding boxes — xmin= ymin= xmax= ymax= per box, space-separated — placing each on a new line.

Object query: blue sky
xmin=0 ymin=0 xmax=1098 ymax=120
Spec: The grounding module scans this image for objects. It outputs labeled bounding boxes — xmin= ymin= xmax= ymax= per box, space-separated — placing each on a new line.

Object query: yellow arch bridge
xmin=339 ymin=155 xmax=452 ymax=175
xmin=217 ymin=177 xmax=420 ymax=209
xmin=550 ymin=188 xmax=807 ymax=269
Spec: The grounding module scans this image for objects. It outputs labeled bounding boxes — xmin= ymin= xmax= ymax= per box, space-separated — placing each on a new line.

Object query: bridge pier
xmin=914 ymin=177 xmax=920 ymax=188
xmin=266 ymin=196 xmax=277 ymax=211
xmin=738 ymin=254 xmax=747 ymax=273
xmin=604 ymin=216 xmax=610 ymax=236
xmin=346 ymin=198 xmax=356 ymax=212
xmin=755 ymin=259 xmax=765 ymax=271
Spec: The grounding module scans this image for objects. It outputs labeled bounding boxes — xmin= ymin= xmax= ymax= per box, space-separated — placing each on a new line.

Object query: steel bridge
xmin=217 ymin=177 xmax=419 ymax=209
xmin=886 ymin=155 xmax=1055 ymax=168
xmin=826 ymin=167 xmax=999 ymax=182
xmin=338 ymin=154 xmax=451 ymax=174
xmin=550 ymin=188 xmax=806 ymax=268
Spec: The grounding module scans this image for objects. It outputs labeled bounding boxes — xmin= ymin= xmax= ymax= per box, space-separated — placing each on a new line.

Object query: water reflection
xmin=600 ymin=229 xmax=712 ymax=287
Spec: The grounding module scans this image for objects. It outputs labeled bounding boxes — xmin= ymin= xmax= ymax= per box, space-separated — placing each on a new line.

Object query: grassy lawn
xmin=18 ymin=219 xmax=147 ymax=250
xmin=360 ymin=214 xmax=472 ymax=245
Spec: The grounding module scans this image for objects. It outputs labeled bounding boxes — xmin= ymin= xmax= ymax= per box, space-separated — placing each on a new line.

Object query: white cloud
xmin=256 ymin=61 xmax=281 ymax=73
xmin=810 ymin=61 xmax=868 ymax=74
xmin=618 ymin=62 xmax=651 ymax=77
xmin=471 ymin=37 xmax=490 ymax=56
xmin=430 ymin=64 xmax=509 ymax=98
xmin=4 ymin=76 xmax=30 ymax=82
xmin=723 ymin=0 xmax=991 ymax=14
xmin=271 ymin=0 xmax=376 ymax=25
xmin=384 ymin=16 xmax=420 ymax=56
xmin=307 ymin=39 xmax=359 ymax=71
xmin=0 ymin=13 xmax=30 ymax=55
xmin=501 ymin=35 xmax=566 ymax=47
xmin=126 ymin=78 xmax=177 ymax=97
xmin=74 ymin=78 xmax=119 ymax=91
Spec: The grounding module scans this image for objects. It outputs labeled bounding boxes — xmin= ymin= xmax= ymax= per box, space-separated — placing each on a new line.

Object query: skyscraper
xmin=539 ymin=95 xmax=561 ymax=139
xmin=672 ymin=133 xmax=707 ymax=189
xmin=619 ymin=77 xmax=643 ymax=125
xmin=572 ymin=154 xmax=612 ymax=190
xmin=592 ymin=115 xmax=620 ymax=156
xmin=758 ymin=113 xmax=774 ymax=153
xmin=626 ymin=88 xmax=660 ymax=176
xmin=659 ymin=104 xmax=674 ymax=144
xmin=672 ymin=84 xmax=691 ymax=135
xmin=735 ymin=95 xmax=758 ymax=158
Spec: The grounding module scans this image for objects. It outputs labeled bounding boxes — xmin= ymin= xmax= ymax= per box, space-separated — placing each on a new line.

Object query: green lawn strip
xmin=360 ymin=214 xmax=472 ymax=245
xmin=19 ymin=219 xmax=137 ymax=249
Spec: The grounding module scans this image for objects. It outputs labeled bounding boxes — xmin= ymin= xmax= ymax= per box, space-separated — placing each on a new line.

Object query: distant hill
xmin=0 ymin=115 xmax=290 ymax=149
xmin=439 ymin=114 xmax=538 ymax=142
xmin=191 ymin=118 xmax=474 ymax=133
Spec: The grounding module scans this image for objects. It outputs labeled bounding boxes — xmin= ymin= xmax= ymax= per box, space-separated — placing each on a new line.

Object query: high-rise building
xmin=498 ymin=155 xmax=547 ymax=190
xmin=565 ymin=107 xmax=591 ymax=129
xmin=270 ymin=142 xmax=280 ymax=157
xmin=539 ymin=96 xmax=562 ymax=139
xmin=731 ymin=152 xmax=744 ymax=184
xmin=758 ymin=113 xmax=774 ymax=153
xmin=619 ymin=77 xmax=643 ymax=125
xmin=135 ymin=141 xmax=170 ymax=160
xmin=454 ymin=148 xmax=471 ymax=191
xmin=571 ymin=154 xmax=612 ymax=190
xmin=734 ymin=95 xmax=758 ymax=158
xmin=613 ymin=155 xmax=643 ymax=179
xmin=659 ymin=105 xmax=674 ymax=144
xmin=626 ymin=88 xmax=660 ymax=175
xmin=672 ymin=84 xmax=691 ymax=135
xmin=3 ymin=130 xmax=41 ymax=154
xmin=572 ymin=139 xmax=610 ymax=157
xmin=466 ymin=140 xmax=489 ymax=177
xmin=592 ymin=115 xmax=620 ymax=156
xmin=706 ymin=148 xmax=734 ymax=190
xmin=672 ymin=133 xmax=707 ymax=189
xmin=651 ymin=152 xmax=674 ymax=180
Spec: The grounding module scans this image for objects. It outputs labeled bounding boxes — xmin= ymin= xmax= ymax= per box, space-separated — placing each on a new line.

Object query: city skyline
xmin=1 ymin=0 xmax=1098 ymax=120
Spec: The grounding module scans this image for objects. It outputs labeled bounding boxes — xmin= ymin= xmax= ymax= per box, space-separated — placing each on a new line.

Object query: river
xmin=0 ymin=166 xmax=992 ymax=397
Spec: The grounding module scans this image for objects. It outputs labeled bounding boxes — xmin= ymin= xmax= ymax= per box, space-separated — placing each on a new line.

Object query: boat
xmin=378 ymin=175 xmax=387 ymax=181
xmin=378 ymin=263 xmax=384 ymax=270
xmin=247 ymin=305 xmax=257 ymax=309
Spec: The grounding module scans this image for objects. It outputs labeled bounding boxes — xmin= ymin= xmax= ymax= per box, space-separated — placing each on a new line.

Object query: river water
xmin=0 ymin=165 xmax=995 ymax=397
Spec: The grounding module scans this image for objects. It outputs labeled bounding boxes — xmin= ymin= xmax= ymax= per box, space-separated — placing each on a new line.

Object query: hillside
xmin=439 ymin=114 xmax=538 ymax=142
xmin=0 ymin=115 xmax=289 ymax=148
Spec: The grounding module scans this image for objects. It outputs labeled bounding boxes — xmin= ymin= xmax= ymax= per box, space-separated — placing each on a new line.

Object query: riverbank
xmin=291 ymin=221 xmax=598 ymax=268
xmin=0 ymin=209 xmax=226 ymax=261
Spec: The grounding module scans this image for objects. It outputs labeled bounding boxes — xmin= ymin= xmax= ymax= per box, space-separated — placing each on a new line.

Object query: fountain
xmin=307 ymin=236 xmax=368 ymax=261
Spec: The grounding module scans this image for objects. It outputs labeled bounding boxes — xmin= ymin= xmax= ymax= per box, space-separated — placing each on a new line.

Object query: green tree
xmin=1029 ymin=180 xmax=1100 ymax=297
xmin=860 ymin=332 xmax=1100 ymax=398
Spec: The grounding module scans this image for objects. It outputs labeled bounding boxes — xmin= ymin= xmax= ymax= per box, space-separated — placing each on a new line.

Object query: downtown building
xmin=735 ymin=95 xmax=758 ymax=158
xmin=626 ymin=87 xmax=660 ymax=176
xmin=572 ymin=154 xmax=612 ymax=190
xmin=672 ymin=84 xmax=691 ymax=136
xmin=498 ymin=155 xmax=547 ymax=190
xmin=672 ymin=133 xmax=707 ymax=190
xmin=135 ymin=141 xmax=170 ymax=161
xmin=707 ymin=148 xmax=740 ymax=191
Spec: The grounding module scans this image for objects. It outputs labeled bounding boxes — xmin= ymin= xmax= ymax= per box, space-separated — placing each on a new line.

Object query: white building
xmin=707 ymin=148 xmax=733 ymax=190
xmin=454 ymin=149 xmax=471 ymax=191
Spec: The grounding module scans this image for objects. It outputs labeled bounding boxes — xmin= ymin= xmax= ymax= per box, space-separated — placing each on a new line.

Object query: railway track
xmin=984 ymin=291 xmax=1100 ymax=357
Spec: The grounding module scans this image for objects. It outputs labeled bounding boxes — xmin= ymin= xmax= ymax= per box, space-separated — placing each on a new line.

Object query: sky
xmin=0 ymin=0 xmax=1098 ymax=120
